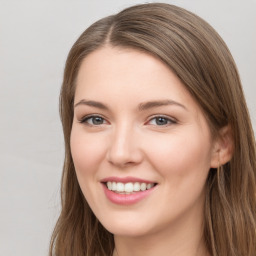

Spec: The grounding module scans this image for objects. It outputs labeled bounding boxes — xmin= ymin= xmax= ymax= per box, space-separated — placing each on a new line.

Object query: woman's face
xmin=71 ymin=47 xmax=217 ymax=237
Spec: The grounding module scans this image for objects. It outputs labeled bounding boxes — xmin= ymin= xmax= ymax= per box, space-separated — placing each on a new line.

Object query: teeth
xmin=116 ymin=182 xmax=124 ymax=192
xmin=106 ymin=181 xmax=155 ymax=193
xmin=133 ymin=182 xmax=140 ymax=192
xmin=147 ymin=183 xmax=153 ymax=189
xmin=107 ymin=181 xmax=112 ymax=190
xmin=124 ymin=182 xmax=133 ymax=193
xmin=140 ymin=183 xmax=146 ymax=191
xmin=112 ymin=182 xmax=117 ymax=191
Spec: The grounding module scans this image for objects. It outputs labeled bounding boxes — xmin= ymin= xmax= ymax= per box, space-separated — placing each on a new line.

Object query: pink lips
xmin=101 ymin=176 xmax=157 ymax=205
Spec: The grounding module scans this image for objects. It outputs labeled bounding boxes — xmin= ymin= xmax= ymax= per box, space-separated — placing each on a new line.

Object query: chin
xmin=108 ymin=226 xmax=152 ymax=238
xmin=100 ymin=216 xmax=154 ymax=237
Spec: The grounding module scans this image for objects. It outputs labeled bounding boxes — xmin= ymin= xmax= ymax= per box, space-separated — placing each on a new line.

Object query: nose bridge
xmin=107 ymin=121 xmax=142 ymax=166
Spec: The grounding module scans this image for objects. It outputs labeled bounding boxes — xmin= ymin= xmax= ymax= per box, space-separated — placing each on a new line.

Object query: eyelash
xmin=79 ymin=115 xmax=177 ymax=127
xmin=147 ymin=115 xmax=177 ymax=126
xmin=79 ymin=115 xmax=107 ymax=126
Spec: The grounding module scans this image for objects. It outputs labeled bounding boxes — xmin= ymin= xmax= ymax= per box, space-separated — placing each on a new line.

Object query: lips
xmin=101 ymin=176 xmax=157 ymax=205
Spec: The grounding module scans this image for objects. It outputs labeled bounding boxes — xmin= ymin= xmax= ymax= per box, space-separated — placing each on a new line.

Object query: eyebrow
xmin=74 ymin=99 xmax=187 ymax=111
xmin=138 ymin=100 xmax=187 ymax=111
xmin=74 ymin=99 xmax=109 ymax=110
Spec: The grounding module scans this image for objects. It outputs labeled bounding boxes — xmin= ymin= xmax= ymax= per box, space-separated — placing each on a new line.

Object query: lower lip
xmin=102 ymin=183 xmax=156 ymax=205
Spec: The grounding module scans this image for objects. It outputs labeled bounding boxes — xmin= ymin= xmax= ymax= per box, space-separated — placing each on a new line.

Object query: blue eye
xmin=148 ymin=116 xmax=176 ymax=126
xmin=80 ymin=115 xmax=106 ymax=125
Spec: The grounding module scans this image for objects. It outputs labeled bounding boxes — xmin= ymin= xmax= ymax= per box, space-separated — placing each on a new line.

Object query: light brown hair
xmin=50 ymin=3 xmax=256 ymax=255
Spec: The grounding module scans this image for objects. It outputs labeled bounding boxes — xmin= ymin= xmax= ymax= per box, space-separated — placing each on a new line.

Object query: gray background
xmin=0 ymin=0 xmax=255 ymax=255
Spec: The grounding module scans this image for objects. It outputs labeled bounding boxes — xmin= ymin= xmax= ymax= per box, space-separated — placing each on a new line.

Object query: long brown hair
xmin=50 ymin=3 xmax=256 ymax=255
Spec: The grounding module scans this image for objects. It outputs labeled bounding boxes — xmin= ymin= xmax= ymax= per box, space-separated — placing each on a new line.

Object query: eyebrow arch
xmin=74 ymin=99 xmax=187 ymax=111
xmin=74 ymin=99 xmax=109 ymax=110
xmin=138 ymin=100 xmax=187 ymax=111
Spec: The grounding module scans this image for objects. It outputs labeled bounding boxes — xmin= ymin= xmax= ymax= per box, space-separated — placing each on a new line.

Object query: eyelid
xmin=78 ymin=114 xmax=108 ymax=125
xmin=146 ymin=115 xmax=177 ymax=126
xmin=77 ymin=114 xmax=177 ymax=126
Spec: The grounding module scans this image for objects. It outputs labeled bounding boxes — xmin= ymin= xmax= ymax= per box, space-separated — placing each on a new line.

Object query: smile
xmin=101 ymin=177 xmax=158 ymax=205
xmin=106 ymin=181 xmax=155 ymax=194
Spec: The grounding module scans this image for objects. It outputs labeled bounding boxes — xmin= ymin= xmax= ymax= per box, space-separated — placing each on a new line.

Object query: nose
xmin=106 ymin=124 xmax=143 ymax=168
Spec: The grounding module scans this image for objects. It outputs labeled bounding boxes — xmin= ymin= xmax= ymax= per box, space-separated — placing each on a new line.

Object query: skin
xmin=70 ymin=46 xmax=224 ymax=256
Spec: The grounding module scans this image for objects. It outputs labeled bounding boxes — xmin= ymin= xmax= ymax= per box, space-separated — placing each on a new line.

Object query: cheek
xmin=143 ymin=129 xmax=213 ymax=221
xmin=144 ymin=129 xmax=213 ymax=180
xmin=70 ymin=127 xmax=105 ymax=177
xmin=70 ymin=127 xmax=108 ymax=211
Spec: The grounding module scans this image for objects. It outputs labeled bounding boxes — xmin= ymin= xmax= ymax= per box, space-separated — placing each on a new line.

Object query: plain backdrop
xmin=0 ymin=0 xmax=255 ymax=255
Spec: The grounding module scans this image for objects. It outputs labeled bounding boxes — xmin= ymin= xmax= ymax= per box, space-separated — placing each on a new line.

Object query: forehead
xmin=75 ymin=46 xmax=191 ymax=103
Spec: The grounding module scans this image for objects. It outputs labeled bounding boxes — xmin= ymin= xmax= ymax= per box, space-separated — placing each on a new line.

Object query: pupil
xmin=156 ymin=117 xmax=167 ymax=125
xmin=93 ymin=117 xmax=103 ymax=125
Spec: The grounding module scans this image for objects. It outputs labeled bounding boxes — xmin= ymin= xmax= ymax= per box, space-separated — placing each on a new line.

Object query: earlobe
xmin=210 ymin=125 xmax=234 ymax=168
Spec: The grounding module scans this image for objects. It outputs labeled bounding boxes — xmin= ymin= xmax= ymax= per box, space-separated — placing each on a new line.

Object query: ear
xmin=210 ymin=125 xmax=234 ymax=168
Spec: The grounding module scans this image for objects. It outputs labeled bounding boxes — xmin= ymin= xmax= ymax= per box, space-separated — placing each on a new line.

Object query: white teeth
xmin=133 ymin=182 xmax=140 ymax=192
xmin=112 ymin=182 xmax=117 ymax=191
xmin=116 ymin=182 xmax=124 ymax=192
xmin=106 ymin=181 xmax=155 ymax=193
xmin=140 ymin=183 xmax=146 ymax=191
xmin=124 ymin=182 xmax=133 ymax=193
xmin=107 ymin=181 xmax=112 ymax=190
xmin=147 ymin=183 xmax=153 ymax=189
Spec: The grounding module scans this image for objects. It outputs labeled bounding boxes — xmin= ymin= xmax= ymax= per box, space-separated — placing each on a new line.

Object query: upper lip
xmin=100 ymin=176 xmax=156 ymax=184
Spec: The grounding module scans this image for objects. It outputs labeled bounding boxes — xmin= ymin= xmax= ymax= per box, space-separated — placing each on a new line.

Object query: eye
xmin=79 ymin=115 xmax=107 ymax=126
xmin=147 ymin=116 xmax=176 ymax=126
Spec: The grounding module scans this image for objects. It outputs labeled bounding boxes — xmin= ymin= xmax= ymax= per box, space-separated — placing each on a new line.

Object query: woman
xmin=49 ymin=3 xmax=256 ymax=256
